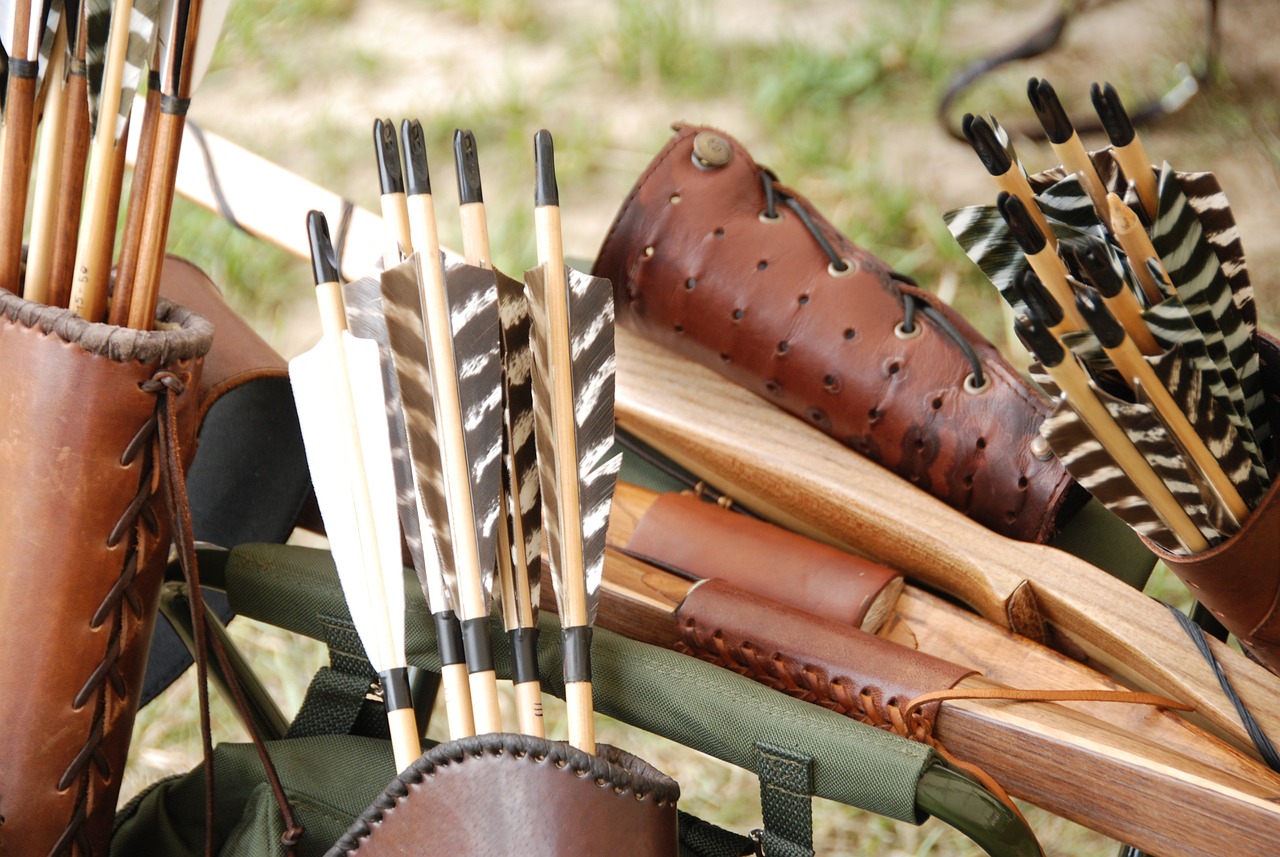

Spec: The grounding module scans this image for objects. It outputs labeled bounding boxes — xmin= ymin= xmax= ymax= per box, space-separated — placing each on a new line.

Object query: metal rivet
xmin=692 ymin=132 xmax=733 ymax=169
xmin=1030 ymin=435 xmax=1052 ymax=460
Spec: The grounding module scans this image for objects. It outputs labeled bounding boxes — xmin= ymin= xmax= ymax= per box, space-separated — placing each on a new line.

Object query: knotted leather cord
xmin=679 ymin=613 xmax=1194 ymax=827
xmin=148 ymin=371 xmax=304 ymax=853
xmin=757 ymin=171 xmax=987 ymax=389
xmin=936 ymin=0 xmax=1220 ymax=142
xmin=1165 ymin=602 xmax=1280 ymax=772
xmin=899 ymin=686 xmax=1192 ymax=821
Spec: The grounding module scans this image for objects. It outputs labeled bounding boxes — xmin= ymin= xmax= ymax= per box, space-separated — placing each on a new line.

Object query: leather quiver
xmin=0 ymin=266 xmax=212 ymax=857
xmin=675 ymin=578 xmax=977 ymax=737
xmin=1143 ymin=333 xmax=1280 ymax=674
xmin=595 ymin=124 xmax=1079 ymax=543
xmin=618 ymin=486 xmax=901 ymax=630
xmin=328 ymin=734 xmax=680 ymax=856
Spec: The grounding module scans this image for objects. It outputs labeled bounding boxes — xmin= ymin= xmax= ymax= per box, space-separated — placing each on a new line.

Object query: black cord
xmin=1165 ymin=601 xmax=1280 ymax=772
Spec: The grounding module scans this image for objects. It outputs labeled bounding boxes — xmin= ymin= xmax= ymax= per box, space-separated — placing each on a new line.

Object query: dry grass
xmin=127 ymin=0 xmax=1280 ymax=853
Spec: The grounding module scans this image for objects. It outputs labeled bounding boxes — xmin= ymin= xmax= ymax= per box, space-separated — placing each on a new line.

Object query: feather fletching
xmin=525 ymin=264 xmax=621 ymax=625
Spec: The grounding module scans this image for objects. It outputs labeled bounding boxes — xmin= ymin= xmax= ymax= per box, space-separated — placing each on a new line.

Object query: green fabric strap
xmin=755 ymin=743 xmax=815 ymax=857
xmin=678 ymin=812 xmax=754 ymax=857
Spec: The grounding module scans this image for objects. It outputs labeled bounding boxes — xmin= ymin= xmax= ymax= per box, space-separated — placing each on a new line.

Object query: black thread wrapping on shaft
xmin=562 ymin=625 xmax=593 ymax=684
xmin=379 ymin=667 xmax=413 ymax=712
xmin=434 ymin=611 xmax=466 ymax=667
xmin=509 ymin=627 xmax=541 ymax=685
xmin=160 ymin=95 xmax=191 ymax=116
xmin=461 ymin=617 xmax=495 ymax=674
xmin=9 ymin=58 xmax=37 ymax=78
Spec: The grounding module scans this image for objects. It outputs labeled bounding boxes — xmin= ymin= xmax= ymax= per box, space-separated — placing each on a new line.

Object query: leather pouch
xmin=595 ymin=124 xmax=1080 ymax=543
xmin=328 ymin=734 xmax=680 ymax=856
xmin=0 ymin=266 xmax=212 ymax=856
xmin=1143 ymin=334 xmax=1280 ymax=674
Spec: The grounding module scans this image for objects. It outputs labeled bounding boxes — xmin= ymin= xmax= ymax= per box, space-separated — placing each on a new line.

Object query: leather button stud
xmin=1030 ymin=435 xmax=1053 ymax=460
xmin=692 ymin=132 xmax=732 ymax=169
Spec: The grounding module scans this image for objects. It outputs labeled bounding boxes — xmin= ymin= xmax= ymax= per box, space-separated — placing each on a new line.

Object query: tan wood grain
xmin=613 ymin=326 xmax=1280 ymax=757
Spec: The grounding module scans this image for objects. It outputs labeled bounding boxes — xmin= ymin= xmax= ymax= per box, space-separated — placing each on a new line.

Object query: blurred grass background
xmin=127 ymin=0 xmax=1280 ymax=853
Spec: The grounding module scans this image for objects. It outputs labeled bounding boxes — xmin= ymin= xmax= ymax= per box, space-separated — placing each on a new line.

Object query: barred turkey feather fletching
xmin=1149 ymin=164 xmax=1268 ymax=452
xmin=496 ymin=267 xmax=542 ymax=624
xmin=84 ymin=0 xmax=158 ymax=139
xmin=944 ymin=204 xmax=1028 ymax=306
xmin=442 ymin=257 xmax=504 ymax=611
xmin=1149 ymin=346 xmax=1266 ymax=505
xmin=342 ymin=275 xmax=437 ymax=609
xmin=379 ymin=255 xmax=456 ymax=612
xmin=1042 ymin=397 xmax=1181 ymax=553
xmin=525 ymin=264 xmax=621 ymax=626
xmin=1176 ymin=170 xmax=1254 ymax=330
xmin=1097 ymin=393 xmax=1221 ymax=545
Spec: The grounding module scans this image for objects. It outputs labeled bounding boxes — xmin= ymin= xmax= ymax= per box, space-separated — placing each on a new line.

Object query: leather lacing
xmin=52 ymin=370 xmax=304 ymax=856
xmin=758 ymin=169 xmax=987 ymax=392
xmin=678 ymin=617 xmax=1191 ymax=824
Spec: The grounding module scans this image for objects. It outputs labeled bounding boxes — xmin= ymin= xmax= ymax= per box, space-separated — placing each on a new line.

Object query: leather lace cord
xmin=900 ymin=687 xmax=1192 ymax=822
xmin=50 ymin=399 xmax=164 ymax=854
xmin=757 ymin=170 xmax=987 ymax=390
xmin=148 ymin=371 xmax=304 ymax=854
xmin=678 ymin=619 xmax=1192 ymax=825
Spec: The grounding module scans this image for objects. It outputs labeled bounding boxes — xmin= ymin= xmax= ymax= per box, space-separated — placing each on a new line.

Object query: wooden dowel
xmin=1108 ymin=193 xmax=1170 ymax=307
xmin=24 ymin=29 xmax=70 ymax=305
xmin=111 ymin=72 xmax=162 ymax=326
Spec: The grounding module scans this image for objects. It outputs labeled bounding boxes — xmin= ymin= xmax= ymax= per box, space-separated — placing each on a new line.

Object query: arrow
xmin=454 ymin=127 xmax=545 ymax=738
xmin=289 ymin=211 xmax=420 ymax=773
xmin=394 ymin=120 xmax=505 ymax=736
xmin=526 ymin=129 xmax=621 ymax=754
xmin=120 ymin=0 xmax=230 ymax=328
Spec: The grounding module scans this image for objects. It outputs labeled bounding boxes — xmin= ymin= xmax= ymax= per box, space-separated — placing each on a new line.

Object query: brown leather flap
xmin=1144 ymin=334 xmax=1280 ymax=673
xmin=626 ymin=491 xmax=900 ymax=629
xmin=675 ymin=578 xmax=976 ymax=727
xmin=333 ymin=735 xmax=680 ymax=856
xmin=156 ymin=254 xmax=288 ymax=423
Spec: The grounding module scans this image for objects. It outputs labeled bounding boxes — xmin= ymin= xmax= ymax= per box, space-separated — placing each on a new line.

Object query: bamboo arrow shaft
xmin=126 ymin=109 xmax=185 ymax=329
xmin=47 ymin=54 xmax=90 ymax=307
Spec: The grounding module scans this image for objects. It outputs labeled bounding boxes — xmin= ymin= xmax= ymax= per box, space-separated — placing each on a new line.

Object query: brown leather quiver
xmin=328 ymin=734 xmax=680 ymax=857
xmin=0 ymin=263 xmax=212 ymax=857
xmin=595 ymin=124 xmax=1080 ymax=543
xmin=1144 ymin=334 xmax=1280 ymax=674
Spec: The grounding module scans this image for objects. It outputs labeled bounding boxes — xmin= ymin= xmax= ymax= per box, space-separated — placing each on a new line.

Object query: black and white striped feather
xmin=496 ymin=267 xmax=542 ymax=625
xmin=379 ymin=255 xmax=456 ymax=614
xmin=1149 ymin=163 xmax=1268 ymax=453
xmin=84 ymin=0 xmax=157 ymax=140
xmin=342 ymin=274 xmax=436 ymax=606
xmin=525 ymin=264 xmax=622 ymax=626
xmin=441 ymin=257 xmax=504 ymax=611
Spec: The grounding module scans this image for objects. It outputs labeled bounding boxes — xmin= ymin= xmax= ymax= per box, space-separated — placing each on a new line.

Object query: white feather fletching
xmin=1 ymin=0 xmax=47 ymax=59
xmin=290 ymin=331 xmax=406 ymax=672
xmin=187 ymin=0 xmax=227 ymax=92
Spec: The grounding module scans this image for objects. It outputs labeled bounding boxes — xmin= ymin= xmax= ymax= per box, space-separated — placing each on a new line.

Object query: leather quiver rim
xmin=595 ymin=123 xmax=1079 ymax=544
xmin=1142 ymin=333 xmax=1280 ymax=674
xmin=328 ymin=734 xmax=680 ymax=857
xmin=0 ymin=283 xmax=212 ymax=856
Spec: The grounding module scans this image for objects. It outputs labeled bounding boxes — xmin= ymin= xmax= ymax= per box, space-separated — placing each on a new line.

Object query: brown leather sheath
xmin=330 ymin=735 xmax=680 ymax=856
xmin=1144 ymin=334 xmax=1280 ymax=674
xmin=595 ymin=124 xmax=1078 ymax=542
xmin=0 ymin=262 xmax=211 ymax=856
xmin=675 ymin=578 xmax=976 ymax=734
xmin=625 ymin=490 xmax=900 ymax=629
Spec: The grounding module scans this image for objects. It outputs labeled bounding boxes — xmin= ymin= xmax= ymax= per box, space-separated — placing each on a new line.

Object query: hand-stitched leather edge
xmin=328 ymin=735 xmax=680 ymax=856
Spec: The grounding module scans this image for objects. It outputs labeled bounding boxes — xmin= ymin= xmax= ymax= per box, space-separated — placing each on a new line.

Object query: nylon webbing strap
xmin=678 ymin=811 xmax=755 ymax=857
xmin=755 ymin=743 xmax=815 ymax=857
xmin=287 ymin=616 xmax=389 ymax=740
